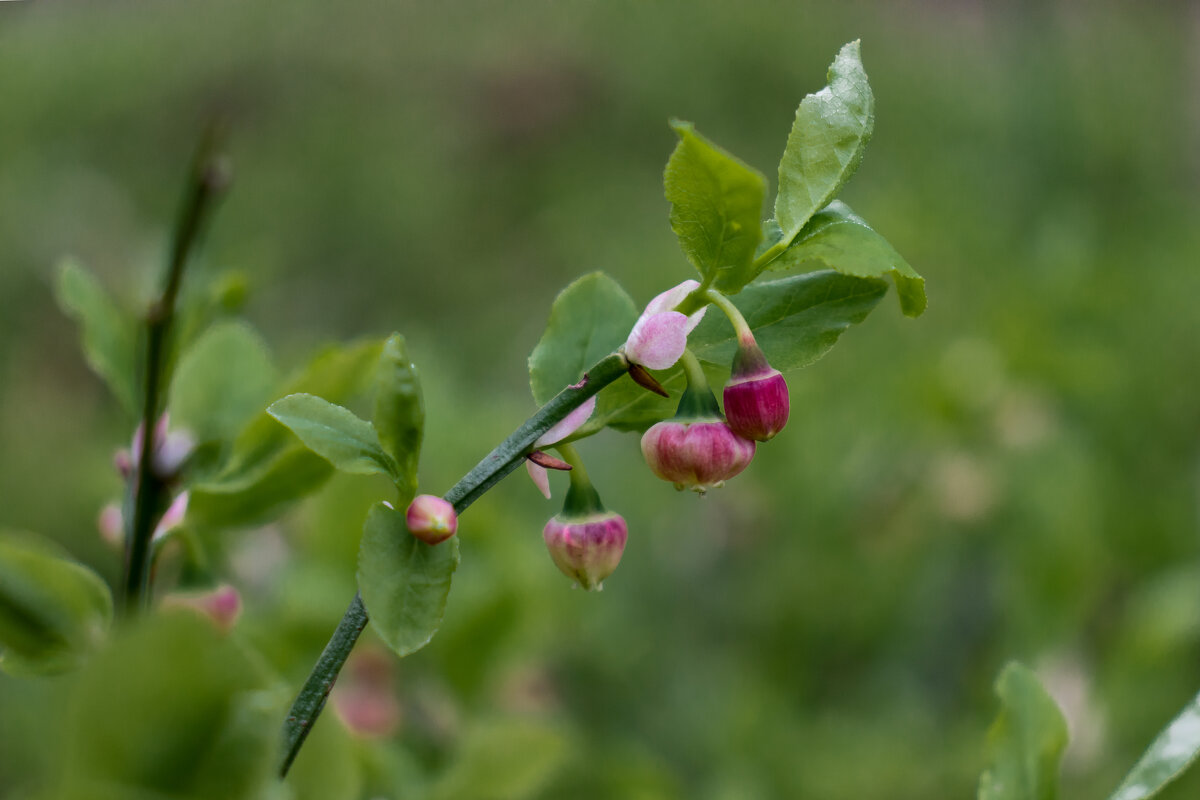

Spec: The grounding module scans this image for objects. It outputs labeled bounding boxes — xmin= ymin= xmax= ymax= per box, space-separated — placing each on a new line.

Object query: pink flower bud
xmin=405 ymin=494 xmax=458 ymax=545
xmin=640 ymin=419 xmax=755 ymax=493
xmin=723 ymin=336 xmax=789 ymax=441
xmin=162 ymin=584 xmax=242 ymax=633
xmin=331 ymin=646 xmax=402 ymax=738
xmin=97 ymin=503 xmax=124 ymax=548
xmin=543 ymin=511 xmax=628 ymax=591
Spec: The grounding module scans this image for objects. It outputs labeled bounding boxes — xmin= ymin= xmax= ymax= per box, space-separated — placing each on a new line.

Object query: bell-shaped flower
xmin=525 ymin=396 xmax=596 ymax=499
xmin=623 ymin=280 xmax=708 ymax=370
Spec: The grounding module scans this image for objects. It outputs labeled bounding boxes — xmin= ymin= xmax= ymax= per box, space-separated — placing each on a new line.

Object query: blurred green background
xmin=2 ymin=0 xmax=1199 ymax=797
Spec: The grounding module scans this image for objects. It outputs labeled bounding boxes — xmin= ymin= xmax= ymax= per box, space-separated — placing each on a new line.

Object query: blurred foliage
xmin=1 ymin=0 xmax=1199 ymax=798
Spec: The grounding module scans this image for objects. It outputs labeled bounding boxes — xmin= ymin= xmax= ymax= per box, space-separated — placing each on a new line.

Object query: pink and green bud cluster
xmin=722 ymin=334 xmax=789 ymax=442
xmin=543 ymin=511 xmax=628 ymax=591
xmin=405 ymin=494 xmax=458 ymax=545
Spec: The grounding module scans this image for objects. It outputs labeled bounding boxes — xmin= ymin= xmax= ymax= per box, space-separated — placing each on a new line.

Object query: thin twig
xmin=121 ymin=124 xmax=230 ymax=616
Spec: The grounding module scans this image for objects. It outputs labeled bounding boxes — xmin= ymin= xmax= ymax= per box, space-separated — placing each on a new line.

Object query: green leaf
xmin=268 ymin=394 xmax=399 ymax=481
xmin=373 ymin=334 xmax=423 ymax=497
xmin=769 ymin=201 xmax=926 ymax=317
xmin=189 ymin=340 xmax=384 ymax=531
xmin=528 ymin=272 xmax=638 ymax=406
xmin=187 ymin=449 xmax=334 ymax=531
xmin=357 ymin=503 xmax=459 ymax=658
xmin=978 ymin=662 xmax=1068 ymax=800
xmin=1107 ymin=688 xmax=1200 ymax=800
xmin=664 ymin=120 xmax=766 ymax=293
xmin=0 ymin=531 xmax=113 ymax=677
xmin=774 ymin=40 xmax=874 ymax=245
xmin=58 ymin=613 xmax=282 ymax=800
xmin=53 ymin=258 xmax=138 ymax=414
xmin=594 ymin=270 xmax=887 ymax=430
xmin=169 ymin=320 xmax=278 ymax=444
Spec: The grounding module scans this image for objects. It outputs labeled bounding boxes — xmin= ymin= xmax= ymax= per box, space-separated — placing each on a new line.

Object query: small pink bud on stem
xmin=723 ymin=333 xmax=789 ymax=442
xmin=405 ymin=494 xmax=458 ymax=545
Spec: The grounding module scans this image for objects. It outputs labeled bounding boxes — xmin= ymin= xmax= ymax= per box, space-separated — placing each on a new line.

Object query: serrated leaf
xmin=769 ymin=201 xmax=926 ymax=317
xmin=594 ymin=270 xmax=887 ymax=430
xmin=1107 ymin=689 xmax=1200 ymax=800
xmin=775 ymin=40 xmax=874 ymax=245
xmin=978 ymin=662 xmax=1068 ymax=800
xmin=54 ymin=258 xmax=138 ymax=414
xmin=268 ymin=394 xmax=399 ymax=480
xmin=528 ymin=273 xmax=638 ymax=406
xmin=357 ymin=503 xmax=459 ymax=658
xmin=169 ymin=320 xmax=278 ymax=444
xmin=0 ymin=530 xmax=112 ymax=677
xmin=664 ymin=121 xmax=766 ymax=294
xmin=373 ymin=334 xmax=423 ymax=497
xmin=58 ymin=613 xmax=282 ymax=800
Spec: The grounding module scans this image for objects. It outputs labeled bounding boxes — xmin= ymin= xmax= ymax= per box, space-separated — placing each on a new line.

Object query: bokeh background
xmin=2 ymin=0 xmax=1199 ymax=797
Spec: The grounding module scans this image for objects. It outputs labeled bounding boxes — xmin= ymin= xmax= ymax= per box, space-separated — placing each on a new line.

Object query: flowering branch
xmin=278 ymin=352 xmax=631 ymax=776
xmin=122 ymin=126 xmax=229 ymax=616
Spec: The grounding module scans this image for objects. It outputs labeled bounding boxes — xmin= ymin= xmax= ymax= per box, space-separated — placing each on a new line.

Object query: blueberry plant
xmin=3 ymin=41 xmax=1197 ymax=799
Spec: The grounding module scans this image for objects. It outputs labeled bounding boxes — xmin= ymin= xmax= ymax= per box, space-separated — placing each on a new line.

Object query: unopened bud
xmin=723 ymin=336 xmax=789 ymax=442
xmin=405 ymin=494 xmax=458 ymax=545
xmin=162 ymin=584 xmax=242 ymax=632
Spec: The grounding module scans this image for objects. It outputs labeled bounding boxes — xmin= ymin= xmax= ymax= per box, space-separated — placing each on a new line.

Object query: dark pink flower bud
xmin=543 ymin=511 xmax=628 ymax=591
xmin=641 ymin=418 xmax=755 ymax=493
xmin=405 ymin=494 xmax=458 ymax=545
xmin=723 ymin=335 xmax=789 ymax=442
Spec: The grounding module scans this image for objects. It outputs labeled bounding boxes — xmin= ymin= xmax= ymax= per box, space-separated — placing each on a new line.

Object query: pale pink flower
xmin=526 ymin=396 xmax=596 ymax=499
xmin=623 ymin=280 xmax=708 ymax=370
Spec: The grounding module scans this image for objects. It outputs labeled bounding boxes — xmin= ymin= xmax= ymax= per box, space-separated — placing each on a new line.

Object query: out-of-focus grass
xmin=1 ymin=1 xmax=1198 ymax=797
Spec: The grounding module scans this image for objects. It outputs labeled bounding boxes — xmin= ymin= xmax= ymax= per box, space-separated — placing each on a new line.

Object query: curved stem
xmin=278 ymin=351 xmax=631 ymax=777
xmin=122 ymin=124 xmax=228 ymax=616
xmin=704 ymin=289 xmax=754 ymax=343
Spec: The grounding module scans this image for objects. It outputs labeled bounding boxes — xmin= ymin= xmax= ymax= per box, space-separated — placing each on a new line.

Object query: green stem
xmin=122 ymin=125 xmax=228 ymax=617
xmin=704 ymin=289 xmax=754 ymax=343
xmin=679 ymin=348 xmax=709 ymax=393
xmin=277 ymin=351 xmax=631 ymax=778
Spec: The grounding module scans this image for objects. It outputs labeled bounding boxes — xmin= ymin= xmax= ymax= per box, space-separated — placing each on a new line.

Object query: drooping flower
xmin=640 ymin=372 xmax=755 ymax=494
xmin=623 ymin=280 xmax=708 ymax=370
xmin=543 ymin=511 xmax=628 ymax=591
xmin=722 ymin=332 xmax=789 ymax=442
xmin=542 ymin=443 xmax=627 ymax=590
xmin=641 ymin=417 xmax=755 ymax=493
xmin=405 ymin=494 xmax=458 ymax=545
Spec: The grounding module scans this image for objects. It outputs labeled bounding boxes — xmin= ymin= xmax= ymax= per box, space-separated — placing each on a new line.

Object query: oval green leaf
xmin=769 ymin=200 xmax=925 ymax=317
xmin=774 ymin=40 xmax=874 ymax=246
xmin=357 ymin=503 xmax=459 ymax=658
xmin=268 ymin=393 xmax=399 ymax=481
xmin=169 ymin=320 xmax=279 ymax=444
xmin=978 ymin=662 xmax=1068 ymax=800
xmin=54 ymin=258 xmax=138 ymax=415
xmin=665 ymin=120 xmax=766 ymax=294
xmin=528 ymin=272 xmax=638 ymax=406
xmin=0 ymin=530 xmax=113 ymax=677
xmin=373 ymin=334 xmax=424 ymax=497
